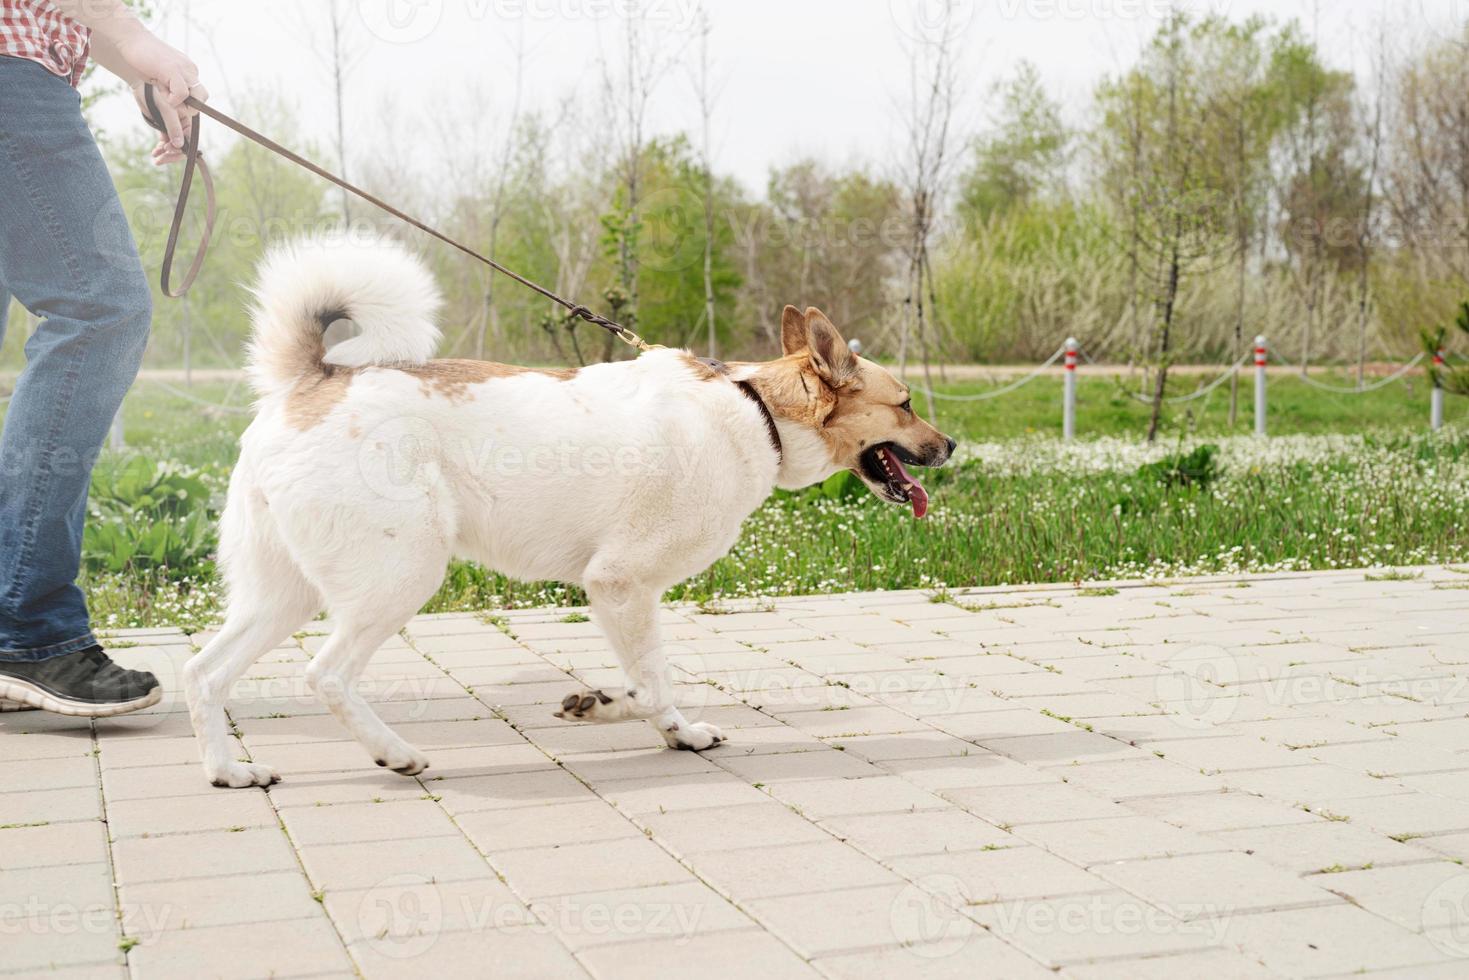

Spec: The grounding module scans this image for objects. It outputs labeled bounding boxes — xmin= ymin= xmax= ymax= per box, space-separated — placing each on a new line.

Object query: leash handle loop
xmin=142 ymin=83 xmax=217 ymax=299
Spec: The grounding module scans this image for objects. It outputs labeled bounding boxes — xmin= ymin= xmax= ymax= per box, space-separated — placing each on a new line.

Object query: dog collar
xmin=697 ymin=357 xmax=783 ymax=465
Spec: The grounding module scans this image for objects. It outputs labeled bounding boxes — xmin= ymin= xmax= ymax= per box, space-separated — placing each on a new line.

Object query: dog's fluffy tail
xmin=246 ymin=233 xmax=443 ymax=395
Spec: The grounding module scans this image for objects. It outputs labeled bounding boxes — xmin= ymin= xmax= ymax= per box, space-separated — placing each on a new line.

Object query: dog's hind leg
xmin=557 ymin=569 xmax=724 ymax=751
xmin=185 ymin=487 xmax=323 ymax=788
xmin=303 ymin=551 xmax=449 ymax=775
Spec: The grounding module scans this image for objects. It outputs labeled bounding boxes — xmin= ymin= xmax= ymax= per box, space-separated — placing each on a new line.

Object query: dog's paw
xmin=207 ymin=761 xmax=280 ymax=789
xmin=555 ymin=689 xmax=616 ymax=721
xmin=661 ymin=720 xmax=725 ymax=752
xmin=371 ymin=743 xmax=430 ymax=776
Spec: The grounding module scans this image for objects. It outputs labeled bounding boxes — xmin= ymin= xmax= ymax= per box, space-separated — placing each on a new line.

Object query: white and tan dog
xmin=184 ymin=235 xmax=954 ymax=788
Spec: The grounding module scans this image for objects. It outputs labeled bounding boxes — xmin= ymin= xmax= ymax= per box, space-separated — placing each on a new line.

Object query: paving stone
xmin=1060 ymin=947 xmax=1281 ymax=979
xmin=107 ymin=790 xmax=278 ymax=838
xmin=577 ymin=929 xmax=819 ymax=980
xmin=113 ymin=827 xmax=299 ymax=885
xmin=1305 ymin=739 xmax=1465 ymax=777
xmin=100 ymin=762 xmax=219 ymax=802
xmin=714 ymin=747 xmax=883 ymax=783
xmin=751 ymin=881 xmax=984 ymax=958
xmin=821 ymin=730 xmax=981 ymax=763
xmin=281 ymin=798 xmax=461 ymax=846
xmin=892 ymin=845 xmax=1109 ymax=904
xmin=1143 ymin=735 xmax=1316 ymax=772
xmin=979 ymin=729 xmax=1150 ymax=767
xmin=969 ymin=889 xmax=1226 ymax=967
xmin=127 ymin=917 xmax=354 ymax=977
xmin=1308 ymin=792 xmax=1469 ymax=838
xmin=537 ymin=881 xmax=755 ymax=951
xmin=875 ymin=752 xmax=1059 ymax=791
xmin=0 ymin=729 xmax=95 ymax=762
xmin=1092 ymin=851 xmax=1341 ymax=917
xmin=1319 ymin=862 xmax=1469 ymax=933
xmin=0 ymin=819 xmax=109 ymax=869
xmin=458 ymin=800 xmax=640 ymax=855
xmin=772 ymin=705 xmax=930 ymax=738
xmin=810 ymin=932 xmax=1056 ymax=979
xmin=3 ymin=755 xmax=99 ymax=792
xmin=1011 ymin=815 xmax=1223 ymax=865
xmin=1058 ymin=757 xmax=1228 ymax=799
xmin=636 ymin=802 xmax=828 ymax=856
xmin=1124 ymin=791 xmax=1320 ymax=833
xmin=1221 ymin=903 xmax=1454 ymax=976
xmin=1208 ymin=821 xmax=1429 ymax=875
xmin=120 ymin=869 xmax=323 ymax=930
xmin=819 ymin=807 xmax=1016 ymax=859
xmin=557 ymin=747 xmax=723 ymax=782
xmin=0 ymin=863 xmax=119 ymax=972
xmin=432 ymin=767 xmax=596 ymax=814
xmin=593 ymin=772 xmax=773 ymax=814
xmin=764 ymin=775 xmax=948 ymax=818
xmin=686 ymin=840 xmax=901 ymax=899
xmin=415 ymin=741 xmax=557 ymax=777
xmin=266 ymin=770 xmax=437 ymax=809
xmin=942 ymin=781 xmax=1130 ymax=826
xmin=492 ymin=836 xmax=693 ymax=899
xmin=1224 ymin=763 xmax=1409 ymax=804
xmin=322 ymin=874 xmax=533 ymax=945
xmin=298 ymin=834 xmax=491 ymax=890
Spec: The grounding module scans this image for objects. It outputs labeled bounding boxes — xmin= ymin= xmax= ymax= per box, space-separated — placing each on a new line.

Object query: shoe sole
xmin=0 ymin=678 xmax=162 ymax=718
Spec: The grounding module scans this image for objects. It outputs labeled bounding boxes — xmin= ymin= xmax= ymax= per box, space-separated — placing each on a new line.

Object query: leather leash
xmin=140 ymin=85 xmax=657 ymax=352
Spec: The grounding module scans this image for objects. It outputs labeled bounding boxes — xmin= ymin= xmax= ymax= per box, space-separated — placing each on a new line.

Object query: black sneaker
xmin=0 ymin=646 xmax=161 ymax=717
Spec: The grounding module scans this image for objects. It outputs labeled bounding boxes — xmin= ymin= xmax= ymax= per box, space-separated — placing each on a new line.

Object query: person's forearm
xmin=49 ymin=0 xmax=146 ymax=39
xmin=86 ymin=31 xmax=141 ymax=85
xmin=51 ymin=0 xmax=150 ymax=82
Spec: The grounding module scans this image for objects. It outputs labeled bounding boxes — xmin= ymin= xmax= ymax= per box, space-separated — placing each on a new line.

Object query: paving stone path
xmin=3 ymin=567 xmax=1469 ymax=978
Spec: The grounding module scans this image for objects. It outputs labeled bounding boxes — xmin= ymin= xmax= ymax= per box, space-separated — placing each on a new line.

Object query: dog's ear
xmin=804 ymin=307 xmax=860 ymax=389
xmin=780 ymin=305 xmax=808 ymax=356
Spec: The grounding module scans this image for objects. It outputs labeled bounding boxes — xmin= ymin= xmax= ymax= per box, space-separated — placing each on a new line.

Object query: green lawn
xmin=3 ymin=372 xmax=1466 ymax=629
xmin=917 ymin=369 xmax=1467 ymax=441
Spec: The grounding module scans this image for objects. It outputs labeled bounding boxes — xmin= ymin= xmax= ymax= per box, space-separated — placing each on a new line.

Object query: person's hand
xmin=116 ymin=29 xmax=209 ymax=158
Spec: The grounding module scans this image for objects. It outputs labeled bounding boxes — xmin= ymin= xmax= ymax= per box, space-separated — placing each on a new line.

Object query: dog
xmin=183 ymin=235 xmax=955 ymax=787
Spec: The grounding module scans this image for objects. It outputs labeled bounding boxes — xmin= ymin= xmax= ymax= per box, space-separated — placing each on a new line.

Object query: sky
xmin=89 ymin=0 xmax=1468 ymax=195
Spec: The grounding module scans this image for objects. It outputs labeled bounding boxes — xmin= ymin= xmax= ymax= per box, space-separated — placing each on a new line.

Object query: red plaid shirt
xmin=0 ymin=0 xmax=90 ymax=87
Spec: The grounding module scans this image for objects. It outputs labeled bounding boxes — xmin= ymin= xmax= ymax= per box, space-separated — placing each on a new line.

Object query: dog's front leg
xmin=556 ymin=576 xmax=723 ymax=751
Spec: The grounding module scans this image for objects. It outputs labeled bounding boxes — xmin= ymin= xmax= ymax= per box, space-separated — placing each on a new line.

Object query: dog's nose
xmin=945 ymin=437 xmax=957 ymax=456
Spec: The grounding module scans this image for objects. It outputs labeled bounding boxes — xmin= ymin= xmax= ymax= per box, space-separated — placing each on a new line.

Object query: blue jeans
xmin=0 ymin=57 xmax=152 ymax=661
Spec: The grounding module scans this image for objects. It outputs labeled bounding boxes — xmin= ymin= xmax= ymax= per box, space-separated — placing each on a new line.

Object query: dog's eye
xmin=899 ymin=399 xmax=913 ymax=415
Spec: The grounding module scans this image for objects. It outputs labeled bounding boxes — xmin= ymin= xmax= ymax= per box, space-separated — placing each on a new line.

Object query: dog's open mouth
xmin=857 ymin=443 xmax=931 ymax=519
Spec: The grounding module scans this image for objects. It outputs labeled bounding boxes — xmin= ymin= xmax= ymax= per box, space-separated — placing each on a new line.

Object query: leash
xmin=140 ymin=85 xmax=658 ymax=353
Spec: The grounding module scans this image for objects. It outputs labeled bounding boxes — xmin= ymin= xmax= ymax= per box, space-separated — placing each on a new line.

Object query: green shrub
xmin=83 ymin=457 xmax=218 ymax=578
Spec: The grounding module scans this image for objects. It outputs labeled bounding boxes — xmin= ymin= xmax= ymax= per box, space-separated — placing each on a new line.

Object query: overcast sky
xmin=89 ymin=0 xmax=1466 ymax=193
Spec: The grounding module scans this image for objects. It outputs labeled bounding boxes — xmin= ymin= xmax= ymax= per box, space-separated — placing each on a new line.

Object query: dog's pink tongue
xmin=882 ymin=447 xmax=930 ymax=519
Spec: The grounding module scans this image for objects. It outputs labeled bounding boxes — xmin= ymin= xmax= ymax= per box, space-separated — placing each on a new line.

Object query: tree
xmin=1193 ymin=16 xmax=1280 ymax=422
xmin=1097 ymin=13 xmax=1235 ymax=441
xmin=958 ymin=61 xmax=1069 ymax=224
xmin=689 ymin=8 xmax=723 ymax=357
xmin=894 ymin=0 xmax=965 ymax=412
xmin=1271 ymin=20 xmax=1363 ymax=374
xmin=598 ymin=5 xmax=677 ymax=359
xmin=1382 ymin=24 xmax=1469 ymax=340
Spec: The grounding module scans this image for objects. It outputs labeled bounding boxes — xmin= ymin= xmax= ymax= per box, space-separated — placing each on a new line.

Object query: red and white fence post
xmin=1254 ymin=335 xmax=1268 ymax=438
xmin=1432 ymin=348 xmax=1445 ymax=431
xmin=1063 ymin=337 xmax=1078 ymax=441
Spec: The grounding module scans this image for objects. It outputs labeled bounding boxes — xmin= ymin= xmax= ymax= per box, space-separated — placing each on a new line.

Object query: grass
xmin=2 ymin=374 xmax=1465 ymax=629
xmin=917 ymin=368 xmax=1469 ymax=440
